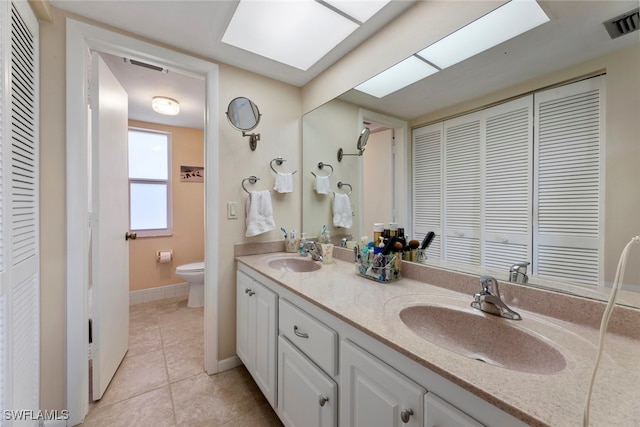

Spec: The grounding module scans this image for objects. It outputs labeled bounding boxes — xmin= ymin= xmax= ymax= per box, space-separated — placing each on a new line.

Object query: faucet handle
xmin=478 ymin=275 xmax=499 ymax=295
xmin=509 ymin=261 xmax=530 ymax=273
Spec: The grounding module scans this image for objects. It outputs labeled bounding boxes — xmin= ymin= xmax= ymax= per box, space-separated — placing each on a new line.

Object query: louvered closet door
xmin=534 ymin=77 xmax=603 ymax=286
xmin=412 ymin=123 xmax=442 ymax=259
xmin=2 ymin=0 xmax=40 ymax=421
xmin=443 ymin=113 xmax=481 ymax=265
xmin=482 ymin=96 xmax=533 ymax=270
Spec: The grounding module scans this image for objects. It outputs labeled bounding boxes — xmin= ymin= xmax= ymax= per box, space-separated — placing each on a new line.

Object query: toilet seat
xmin=176 ymin=261 xmax=204 ymax=273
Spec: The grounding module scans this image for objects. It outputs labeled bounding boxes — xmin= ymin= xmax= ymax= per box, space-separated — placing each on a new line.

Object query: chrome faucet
xmin=509 ymin=261 xmax=530 ymax=284
xmin=303 ymin=241 xmax=323 ymax=262
xmin=471 ymin=276 xmax=522 ymax=320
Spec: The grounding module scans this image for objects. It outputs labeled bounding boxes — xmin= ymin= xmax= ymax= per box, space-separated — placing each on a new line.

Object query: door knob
xmin=125 ymin=232 xmax=137 ymax=241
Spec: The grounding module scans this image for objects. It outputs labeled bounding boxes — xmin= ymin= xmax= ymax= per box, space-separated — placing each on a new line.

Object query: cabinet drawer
xmin=279 ymin=299 xmax=337 ymax=375
xmin=425 ymin=393 xmax=484 ymax=427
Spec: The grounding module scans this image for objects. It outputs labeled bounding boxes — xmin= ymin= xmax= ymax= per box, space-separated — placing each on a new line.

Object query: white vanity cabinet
xmin=278 ymin=336 xmax=337 ymax=427
xmin=236 ymin=269 xmax=278 ymax=406
xmin=277 ymin=298 xmax=338 ymax=427
xmin=341 ymin=339 xmax=426 ymax=427
xmin=425 ymin=393 xmax=484 ymax=427
xmin=236 ymin=262 xmax=526 ymax=427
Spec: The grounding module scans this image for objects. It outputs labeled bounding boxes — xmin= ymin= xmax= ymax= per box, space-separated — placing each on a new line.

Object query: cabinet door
xmin=253 ymin=281 xmax=278 ymax=407
xmin=341 ymin=340 xmax=426 ymax=427
xmin=425 ymin=393 xmax=484 ymax=427
xmin=236 ymin=270 xmax=255 ymax=368
xmin=278 ymin=336 xmax=337 ymax=427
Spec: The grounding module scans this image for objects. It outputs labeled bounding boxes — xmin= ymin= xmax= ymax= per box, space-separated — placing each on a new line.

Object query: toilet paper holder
xmin=156 ymin=250 xmax=173 ymax=263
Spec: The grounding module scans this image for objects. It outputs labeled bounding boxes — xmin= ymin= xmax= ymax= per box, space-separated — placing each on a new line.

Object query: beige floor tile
xmin=217 ymin=402 xmax=283 ymax=427
xmin=171 ymin=368 xmax=266 ymax=426
xmin=164 ymin=339 xmax=205 ymax=382
xmin=128 ymin=324 xmax=163 ymax=357
xmin=94 ymin=349 xmax=168 ymax=408
xmin=80 ymin=386 xmax=175 ymax=427
xmin=160 ymin=318 xmax=204 ymax=348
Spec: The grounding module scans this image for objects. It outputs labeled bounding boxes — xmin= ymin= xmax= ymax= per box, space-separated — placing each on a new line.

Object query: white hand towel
xmin=274 ymin=172 xmax=293 ymax=193
xmin=314 ymin=175 xmax=331 ymax=195
xmin=245 ymin=190 xmax=276 ymax=237
xmin=333 ymin=192 xmax=353 ymax=229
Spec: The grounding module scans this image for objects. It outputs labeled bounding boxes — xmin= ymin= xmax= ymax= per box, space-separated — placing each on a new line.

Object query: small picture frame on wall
xmin=180 ymin=166 xmax=204 ymax=182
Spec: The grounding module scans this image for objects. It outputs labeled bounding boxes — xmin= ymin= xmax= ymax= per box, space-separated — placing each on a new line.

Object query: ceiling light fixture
xmin=417 ymin=0 xmax=550 ymax=69
xmin=152 ymin=96 xmax=180 ymax=116
xmin=221 ymin=0 xmax=389 ymax=71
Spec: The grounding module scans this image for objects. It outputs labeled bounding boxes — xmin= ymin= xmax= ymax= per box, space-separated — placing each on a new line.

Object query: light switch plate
xmin=227 ymin=202 xmax=238 ymax=219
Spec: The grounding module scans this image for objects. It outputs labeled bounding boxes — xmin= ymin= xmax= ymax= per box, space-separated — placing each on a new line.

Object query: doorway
xmin=65 ymin=19 xmax=220 ymax=426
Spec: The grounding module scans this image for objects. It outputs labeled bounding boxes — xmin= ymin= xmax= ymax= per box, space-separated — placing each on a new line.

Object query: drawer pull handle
xmin=400 ymin=408 xmax=414 ymax=423
xmin=293 ymin=325 xmax=309 ymax=339
xmin=319 ymin=395 xmax=329 ymax=407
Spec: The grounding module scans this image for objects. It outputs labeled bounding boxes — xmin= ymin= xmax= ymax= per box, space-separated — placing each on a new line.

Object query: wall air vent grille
xmin=603 ymin=8 xmax=639 ymax=39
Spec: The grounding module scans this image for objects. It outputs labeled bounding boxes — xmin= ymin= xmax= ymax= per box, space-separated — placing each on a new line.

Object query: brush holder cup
xmin=356 ymin=253 xmax=401 ymax=283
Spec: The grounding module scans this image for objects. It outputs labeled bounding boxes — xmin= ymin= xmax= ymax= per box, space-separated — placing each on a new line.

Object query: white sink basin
xmin=399 ymin=304 xmax=567 ymax=374
xmin=268 ymin=257 xmax=322 ymax=273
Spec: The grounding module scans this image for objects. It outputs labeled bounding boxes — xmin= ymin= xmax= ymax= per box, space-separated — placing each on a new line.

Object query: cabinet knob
xmin=400 ymin=408 xmax=414 ymax=423
xmin=319 ymin=395 xmax=329 ymax=407
xmin=293 ymin=325 xmax=309 ymax=339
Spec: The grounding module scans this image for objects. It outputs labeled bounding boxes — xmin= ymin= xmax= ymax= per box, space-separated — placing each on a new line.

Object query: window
xmin=128 ymin=128 xmax=171 ymax=236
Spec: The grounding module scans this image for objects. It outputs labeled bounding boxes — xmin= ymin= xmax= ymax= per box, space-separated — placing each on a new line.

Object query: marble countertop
xmin=236 ymin=252 xmax=640 ymax=427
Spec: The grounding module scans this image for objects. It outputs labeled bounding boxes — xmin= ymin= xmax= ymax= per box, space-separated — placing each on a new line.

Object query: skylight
xmin=355 ymin=56 xmax=438 ymax=98
xmin=417 ymin=0 xmax=550 ymax=69
xmin=355 ymin=0 xmax=549 ymax=98
xmin=222 ymin=0 xmax=390 ymax=71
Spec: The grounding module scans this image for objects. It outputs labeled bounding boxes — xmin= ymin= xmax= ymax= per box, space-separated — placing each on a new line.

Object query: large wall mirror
xmin=302 ymin=0 xmax=640 ymax=308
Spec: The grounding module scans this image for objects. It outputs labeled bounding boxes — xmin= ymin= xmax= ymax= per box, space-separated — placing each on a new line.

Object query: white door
xmin=90 ymin=53 xmax=130 ymax=400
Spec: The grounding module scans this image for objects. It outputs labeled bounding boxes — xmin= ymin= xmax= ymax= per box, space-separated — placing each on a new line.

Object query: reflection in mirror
xmin=337 ymin=127 xmax=370 ymax=162
xmin=226 ymin=96 xmax=261 ymax=150
xmin=302 ymin=91 xmax=640 ymax=307
xmin=303 ymin=99 xmax=409 ymax=251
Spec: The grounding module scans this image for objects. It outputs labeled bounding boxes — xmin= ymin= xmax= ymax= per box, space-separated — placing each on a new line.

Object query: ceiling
xmin=50 ymin=1 xmax=639 ymax=130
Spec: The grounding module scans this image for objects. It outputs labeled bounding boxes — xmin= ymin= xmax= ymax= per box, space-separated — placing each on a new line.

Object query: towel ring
xmin=270 ymin=157 xmax=297 ymax=175
xmin=310 ymin=162 xmax=334 ymax=178
xmin=242 ymin=176 xmax=260 ymax=194
xmin=337 ymin=181 xmax=352 ymax=195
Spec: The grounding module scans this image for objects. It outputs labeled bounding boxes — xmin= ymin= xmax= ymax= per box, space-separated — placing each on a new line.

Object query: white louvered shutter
xmin=1 ymin=1 xmax=40 ymax=422
xmin=443 ymin=113 xmax=481 ymax=265
xmin=534 ymin=77 xmax=603 ymax=286
xmin=482 ymin=96 xmax=533 ymax=270
xmin=412 ymin=123 xmax=442 ymax=259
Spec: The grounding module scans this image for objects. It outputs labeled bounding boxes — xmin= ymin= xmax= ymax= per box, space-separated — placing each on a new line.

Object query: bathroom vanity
xmin=235 ymin=249 xmax=640 ymax=427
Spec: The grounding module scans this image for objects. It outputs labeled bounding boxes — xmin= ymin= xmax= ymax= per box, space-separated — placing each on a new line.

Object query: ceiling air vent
xmin=603 ymin=8 xmax=639 ymax=39
xmin=123 ymin=58 xmax=168 ymax=73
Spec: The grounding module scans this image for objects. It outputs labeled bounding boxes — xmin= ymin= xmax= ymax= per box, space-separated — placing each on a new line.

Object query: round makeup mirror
xmin=337 ymin=127 xmax=371 ymax=162
xmin=357 ymin=127 xmax=370 ymax=153
xmin=226 ymin=97 xmax=261 ymax=150
xmin=226 ymin=97 xmax=261 ymax=131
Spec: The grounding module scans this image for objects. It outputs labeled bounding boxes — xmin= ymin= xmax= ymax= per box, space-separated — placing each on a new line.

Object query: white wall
xmin=363 ymin=129 xmax=394 ymax=238
xmin=302 ymin=99 xmax=361 ymax=241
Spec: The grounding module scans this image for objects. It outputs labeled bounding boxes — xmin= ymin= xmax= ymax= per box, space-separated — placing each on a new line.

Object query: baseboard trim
xmin=218 ymin=355 xmax=242 ymax=372
xmin=129 ymin=282 xmax=189 ymax=305
xmin=41 ymin=419 xmax=68 ymax=427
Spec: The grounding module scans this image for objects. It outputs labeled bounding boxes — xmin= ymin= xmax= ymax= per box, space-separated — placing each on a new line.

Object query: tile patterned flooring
xmin=80 ymin=296 xmax=283 ymax=427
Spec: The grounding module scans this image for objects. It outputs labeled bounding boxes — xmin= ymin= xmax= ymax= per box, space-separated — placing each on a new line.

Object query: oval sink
xmin=399 ymin=305 xmax=566 ymax=374
xmin=268 ymin=257 xmax=322 ymax=273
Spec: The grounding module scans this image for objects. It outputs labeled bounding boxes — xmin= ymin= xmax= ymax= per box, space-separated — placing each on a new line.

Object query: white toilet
xmin=175 ymin=261 xmax=205 ymax=308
